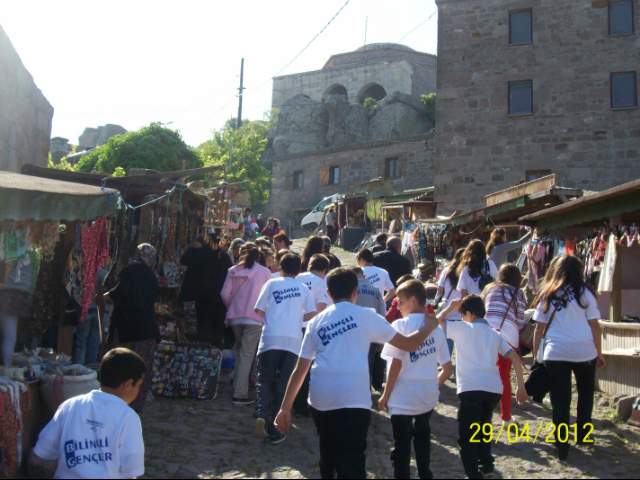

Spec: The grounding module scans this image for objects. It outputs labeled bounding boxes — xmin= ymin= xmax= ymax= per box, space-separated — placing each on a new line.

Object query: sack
xmin=478 ymin=261 xmax=495 ymax=291
xmin=40 ymin=364 xmax=100 ymax=416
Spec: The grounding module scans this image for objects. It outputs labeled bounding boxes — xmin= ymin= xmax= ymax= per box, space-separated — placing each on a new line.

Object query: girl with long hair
xmin=221 ymin=243 xmax=272 ymax=405
xmin=532 ymin=255 xmax=606 ymax=461
xmin=482 ymin=264 xmax=527 ymax=426
xmin=261 ymin=218 xmax=281 ymax=239
xmin=487 ymin=227 xmax=532 ymax=268
xmin=436 ymin=248 xmax=465 ymax=356
xmin=457 ymin=240 xmax=499 ymax=297
xmin=300 ymin=236 xmax=326 ymax=272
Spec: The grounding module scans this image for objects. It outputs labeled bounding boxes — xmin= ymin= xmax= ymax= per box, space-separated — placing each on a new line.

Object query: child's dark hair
xmin=100 ymin=348 xmax=147 ymax=389
xmin=396 ymin=280 xmax=427 ymax=307
xmin=459 ymin=295 xmax=486 ymax=319
xmin=351 ymin=266 xmax=364 ymax=277
xmin=309 ymin=254 xmax=330 ymax=273
xmin=280 ymin=253 xmax=302 ymax=276
xmin=356 ymin=248 xmax=374 ymax=264
xmin=326 ymin=267 xmax=358 ymax=301
xmin=375 ymin=233 xmax=388 ymax=245
xmin=396 ymin=274 xmax=415 ymax=287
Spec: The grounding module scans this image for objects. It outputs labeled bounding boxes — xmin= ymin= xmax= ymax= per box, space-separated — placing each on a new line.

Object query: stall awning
xmin=0 ymin=172 xmax=117 ymax=222
xmin=385 ymin=187 xmax=434 ymax=203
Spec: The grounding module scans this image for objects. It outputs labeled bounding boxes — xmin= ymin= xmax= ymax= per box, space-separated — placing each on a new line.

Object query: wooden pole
xmin=610 ymin=216 xmax=623 ymax=323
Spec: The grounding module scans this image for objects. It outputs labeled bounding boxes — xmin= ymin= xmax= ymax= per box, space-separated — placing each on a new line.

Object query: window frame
xmin=329 ymin=166 xmax=340 ymax=185
xmin=385 ymin=158 xmax=400 ymax=178
xmin=293 ymin=171 xmax=304 ymax=189
xmin=609 ymin=0 xmax=635 ymax=36
xmin=509 ymin=9 xmax=533 ymax=45
xmin=611 ymin=71 xmax=638 ymax=109
xmin=508 ymin=80 xmax=534 ymax=116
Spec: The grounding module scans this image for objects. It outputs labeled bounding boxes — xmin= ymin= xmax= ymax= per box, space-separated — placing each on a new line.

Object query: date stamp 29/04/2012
xmin=470 ymin=423 xmax=595 ymax=444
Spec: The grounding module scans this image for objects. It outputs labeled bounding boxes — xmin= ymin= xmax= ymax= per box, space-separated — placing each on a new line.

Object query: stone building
xmin=0 ymin=24 xmax=54 ymax=172
xmin=271 ymin=43 xmax=437 ymax=108
xmin=434 ymin=0 xmax=640 ymax=214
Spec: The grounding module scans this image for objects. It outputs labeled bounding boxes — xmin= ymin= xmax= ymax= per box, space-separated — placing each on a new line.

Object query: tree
xmin=197 ymin=115 xmax=275 ymax=205
xmin=364 ymin=98 xmax=378 ymax=110
xmin=421 ymin=93 xmax=436 ymax=125
xmin=75 ymin=123 xmax=203 ymax=174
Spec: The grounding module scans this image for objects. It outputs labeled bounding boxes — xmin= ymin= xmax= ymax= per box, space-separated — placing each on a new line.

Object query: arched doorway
xmin=324 ymin=84 xmax=348 ymax=100
xmin=358 ymin=83 xmax=387 ymax=104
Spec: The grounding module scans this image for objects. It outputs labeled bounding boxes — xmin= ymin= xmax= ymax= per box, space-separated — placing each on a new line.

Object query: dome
xmin=354 ymin=43 xmax=416 ymax=53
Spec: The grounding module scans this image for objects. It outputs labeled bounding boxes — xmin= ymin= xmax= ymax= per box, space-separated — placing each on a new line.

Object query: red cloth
xmin=497 ymin=353 xmax=513 ymax=422
xmin=80 ymin=217 xmax=110 ymax=323
xmin=386 ymin=299 xmax=435 ymax=324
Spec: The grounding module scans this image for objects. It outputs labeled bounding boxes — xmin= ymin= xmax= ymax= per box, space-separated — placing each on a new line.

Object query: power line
xmin=397 ymin=11 xmax=437 ymax=44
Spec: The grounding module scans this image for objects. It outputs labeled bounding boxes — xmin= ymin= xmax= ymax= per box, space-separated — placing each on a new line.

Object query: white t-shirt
xmin=33 ymin=390 xmax=145 ymax=479
xmin=444 ymin=319 xmax=513 ymax=395
xmin=299 ymin=302 xmax=398 ymax=411
xmin=271 ymin=272 xmax=280 ymax=279
xmin=363 ymin=266 xmax=394 ymax=295
xmin=296 ymin=272 xmax=330 ymax=311
xmin=457 ymin=261 xmax=499 ymax=295
xmin=533 ymin=287 xmax=600 ymax=362
xmin=437 ymin=267 xmax=462 ymax=320
xmin=381 ymin=314 xmax=450 ymax=416
xmin=255 ymin=277 xmax=316 ymax=356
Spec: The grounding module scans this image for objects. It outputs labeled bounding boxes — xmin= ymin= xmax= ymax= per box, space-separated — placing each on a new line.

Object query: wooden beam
xmin=610 ymin=216 xmax=623 ymax=323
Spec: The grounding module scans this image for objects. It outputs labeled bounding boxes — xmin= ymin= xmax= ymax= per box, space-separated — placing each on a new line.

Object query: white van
xmin=300 ymin=194 xmax=342 ymax=232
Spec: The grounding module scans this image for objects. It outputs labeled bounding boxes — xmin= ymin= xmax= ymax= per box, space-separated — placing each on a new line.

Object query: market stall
xmin=519 ymin=178 xmax=640 ymax=397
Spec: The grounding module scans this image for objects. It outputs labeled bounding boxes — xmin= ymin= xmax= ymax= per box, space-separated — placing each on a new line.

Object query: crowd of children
xmin=30 ymin=231 xmax=607 ymax=479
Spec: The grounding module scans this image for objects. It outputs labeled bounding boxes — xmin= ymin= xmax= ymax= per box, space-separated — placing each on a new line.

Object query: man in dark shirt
xmin=371 ymin=233 xmax=388 ymax=254
xmin=372 ymin=236 xmax=412 ymax=287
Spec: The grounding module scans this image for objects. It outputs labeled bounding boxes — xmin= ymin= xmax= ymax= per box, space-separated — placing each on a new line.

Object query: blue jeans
xmin=74 ymin=311 xmax=101 ymax=365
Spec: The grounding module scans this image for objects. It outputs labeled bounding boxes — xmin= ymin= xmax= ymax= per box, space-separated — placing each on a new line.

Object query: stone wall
xmin=434 ymin=0 xmax=640 ymax=214
xmin=268 ymin=133 xmax=435 ymax=223
xmin=0 ymin=24 xmax=54 ymax=172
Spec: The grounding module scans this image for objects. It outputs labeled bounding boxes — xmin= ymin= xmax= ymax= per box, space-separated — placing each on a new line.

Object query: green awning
xmin=0 ymin=172 xmax=117 ymax=222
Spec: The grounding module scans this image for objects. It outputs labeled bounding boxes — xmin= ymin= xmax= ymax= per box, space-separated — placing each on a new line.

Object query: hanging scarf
xmin=80 ymin=218 xmax=111 ymax=323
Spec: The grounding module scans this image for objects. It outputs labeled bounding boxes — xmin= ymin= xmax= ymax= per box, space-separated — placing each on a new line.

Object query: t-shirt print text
xmin=550 ymin=289 xmax=577 ymax=313
xmin=318 ymin=316 xmax=359 ymax=346
xmin=272 ymin=286 xmax=302 ymax=304
xmin=65 ymin=437 xmax=112 ymax=469
xmin=409 ymin=337 xmax=436 ymax=363
xmin=367 ymin=273 xmax=381 ymax=284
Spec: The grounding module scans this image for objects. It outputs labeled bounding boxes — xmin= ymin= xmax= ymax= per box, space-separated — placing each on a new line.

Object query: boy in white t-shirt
xmin=438 ymin=295 xmax=528 ymax=479
xmin=254 ymin=253 xmax=317 ymax=445
xmin=274 ymin=268 xmax=439 ymax=479
xmin=30 ymin=348 xmax=147 ymax=479
xmin=297 ymin=254 xmax=331 ymax=316
xmin=356 ymin=248 xmax=396 ymax=301
xmin=379 ymin=280 xmax=453 ymax=480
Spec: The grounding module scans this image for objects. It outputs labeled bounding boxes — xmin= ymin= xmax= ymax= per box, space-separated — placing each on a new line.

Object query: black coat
xmin=180 ymin=246 xmax=232 ymax=304
xmin=372 ymin=244 xmax=386 ymax=254
xmin=108 ymin=264 xmax=160 ymax=344
xmin=373 ymin=248 xmax=412 ymax=287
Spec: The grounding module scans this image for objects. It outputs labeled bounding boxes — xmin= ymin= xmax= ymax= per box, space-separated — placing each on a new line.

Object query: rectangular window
xmin=509 ymin=80 xmax=533 ymax=115
xmin=526 ymin=170 xmax=552 ymax=182
xmin=510 ymin=10 xmax=533 ymax=45
xmin=611 ymin=72 xmax=638 ymax=108
xmin=330 ymin=166 xmax=340 ymax=184
xmin=385 ymin=158 xmax=400 ymax=178
xmin=609 ymin=1 xmax=634 ymax=36
xmin=293 ymin=171 xmax=303 ymax=189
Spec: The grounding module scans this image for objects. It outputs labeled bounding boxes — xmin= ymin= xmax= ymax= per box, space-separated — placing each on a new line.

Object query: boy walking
xmin=254 ymin=253 xmax=317 ymax=444
xmin=30 ymin=348 xmax=147 ymax=479
xmin=275 ymin=268 xmax=439 ymax=479
xmin=356 ymin=248 xmax=396 ymax=301
xmin=438 ymin=295 xmax=528 ymax=479
xmin=379 ymin=280 xmax=454 ymax=479
xmin=297 ymin=254 xmax=331 ymax=315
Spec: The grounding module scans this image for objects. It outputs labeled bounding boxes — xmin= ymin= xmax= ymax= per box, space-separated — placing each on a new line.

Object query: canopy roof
xmin=0 ymin=172 xmax=117 ymax=222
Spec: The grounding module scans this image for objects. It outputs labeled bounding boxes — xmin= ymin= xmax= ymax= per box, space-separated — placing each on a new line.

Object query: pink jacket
xmin=221 ymin=262 xmax=272 ymax=324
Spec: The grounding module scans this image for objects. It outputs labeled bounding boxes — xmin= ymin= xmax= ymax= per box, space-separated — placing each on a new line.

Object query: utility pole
xmin=236 ymin=58 xmax=245 ymax=130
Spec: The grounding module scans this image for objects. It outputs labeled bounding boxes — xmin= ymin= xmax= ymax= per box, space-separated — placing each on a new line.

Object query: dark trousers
xmin=370 ymin=344 xmax=386 ymax=391
xmin=391 ymin=411 xmax=434 ymax=479
xmin=195 ymin=301 xmax=226 ymax=348
xmin=311 ymin=407 xmax=371 ymax=479
xmin=293 ymin=328 xmax=310 ymax=414
xmin=255 ymin=350 xmax=298 ymax=432
xmin=457 ymin=391 xmax=502 ymax=479
xmin=545 ymin=358 xmax=597 ymax=456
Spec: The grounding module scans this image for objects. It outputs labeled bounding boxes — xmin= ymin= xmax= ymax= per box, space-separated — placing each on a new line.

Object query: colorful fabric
xmin=113 ymin=339 xmax=156 ymax=414
xmin=31 ymin=238 xmax=65 ymax=338
xmin=80 ymin=218 xmax=111 ymax=323
xmin=1 ymin=229 xmax=28 ymax=261
xmin=0 ymin=381 xmax=30 ymax=476
xmin=129 ymin=244 xmax=157 ymax=268
xmin=63 ymin=243 xmax=85 ymax=309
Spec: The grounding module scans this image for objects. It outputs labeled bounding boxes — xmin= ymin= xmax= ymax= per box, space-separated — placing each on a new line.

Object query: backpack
xmin=478 ymin=260 xmax=495 ymax=291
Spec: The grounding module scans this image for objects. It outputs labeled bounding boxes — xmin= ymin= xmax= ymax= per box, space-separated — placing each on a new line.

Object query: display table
xmin=597 ymin=321 xmax=640 ymax=397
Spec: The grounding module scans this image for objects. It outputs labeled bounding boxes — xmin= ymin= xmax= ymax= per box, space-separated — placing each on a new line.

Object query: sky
xmin=0 ymin=0 xmax=438 ymax=148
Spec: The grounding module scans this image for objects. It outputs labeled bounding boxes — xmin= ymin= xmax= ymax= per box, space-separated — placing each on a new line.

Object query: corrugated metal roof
xmin=0 ymin=172 xmax=116 ymax=222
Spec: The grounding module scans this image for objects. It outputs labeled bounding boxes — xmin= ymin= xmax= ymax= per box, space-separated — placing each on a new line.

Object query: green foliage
xmin=48 ymin=154 xmax=75 ymax=171
xmin=421 ymin=93 xmax=436 ymax=125
xmin=197 ymin=116 xmax=274 ymax=205
xmin=364 ymin=98 xmax=378 ymax=110
xmin=366 ymin=199 xmax=383 ymax=222
xmin=113 ymin=167 xmax=126 ymax=177
xmin=75 ymin=123 xmax=202 ymax=175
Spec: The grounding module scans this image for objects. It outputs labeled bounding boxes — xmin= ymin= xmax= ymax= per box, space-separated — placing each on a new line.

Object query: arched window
xmin=324 ymin=84 xmax=348 ymax=100
xmin=358 ymin=83 xmax=387 ymax=104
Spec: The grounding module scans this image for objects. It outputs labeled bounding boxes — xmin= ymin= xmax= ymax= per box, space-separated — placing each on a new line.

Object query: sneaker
xmin=232 ymin=397 xmax=255 ymax=406
xmin=254 ymin=418 xmax=268 ymax=439
xmin=502 ymin=418 xmax=518 ymax=428
xmin=480 ymin=465 xmax=495 ymax=478
xmin=269 ymin=431 xmax=287 ymax=445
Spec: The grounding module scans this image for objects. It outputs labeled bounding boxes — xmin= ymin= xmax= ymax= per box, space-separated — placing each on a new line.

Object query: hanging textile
xmin=0 ymin=378 xmax=30 ymax=477
xmin=80 ymin=218 xmax=110 ymax=323
xmin=598 ymin=232 xmax=618 ymax=294
xmin=30 ymin=238 xmax=65 ymax=339
xmin=1 ymin=229 xmax=28 ymax=261
xmin=63 ymin=239 xmax=85 ymax=309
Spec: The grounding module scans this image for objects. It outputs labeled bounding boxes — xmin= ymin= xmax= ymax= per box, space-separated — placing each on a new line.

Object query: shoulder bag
xmin=436 ymin=281 xmax=455 ymax=316
xmin=478 ymin=260 xmax=495 ymax=291
xmin=498 ymin=287 xmax=519 ymax=331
